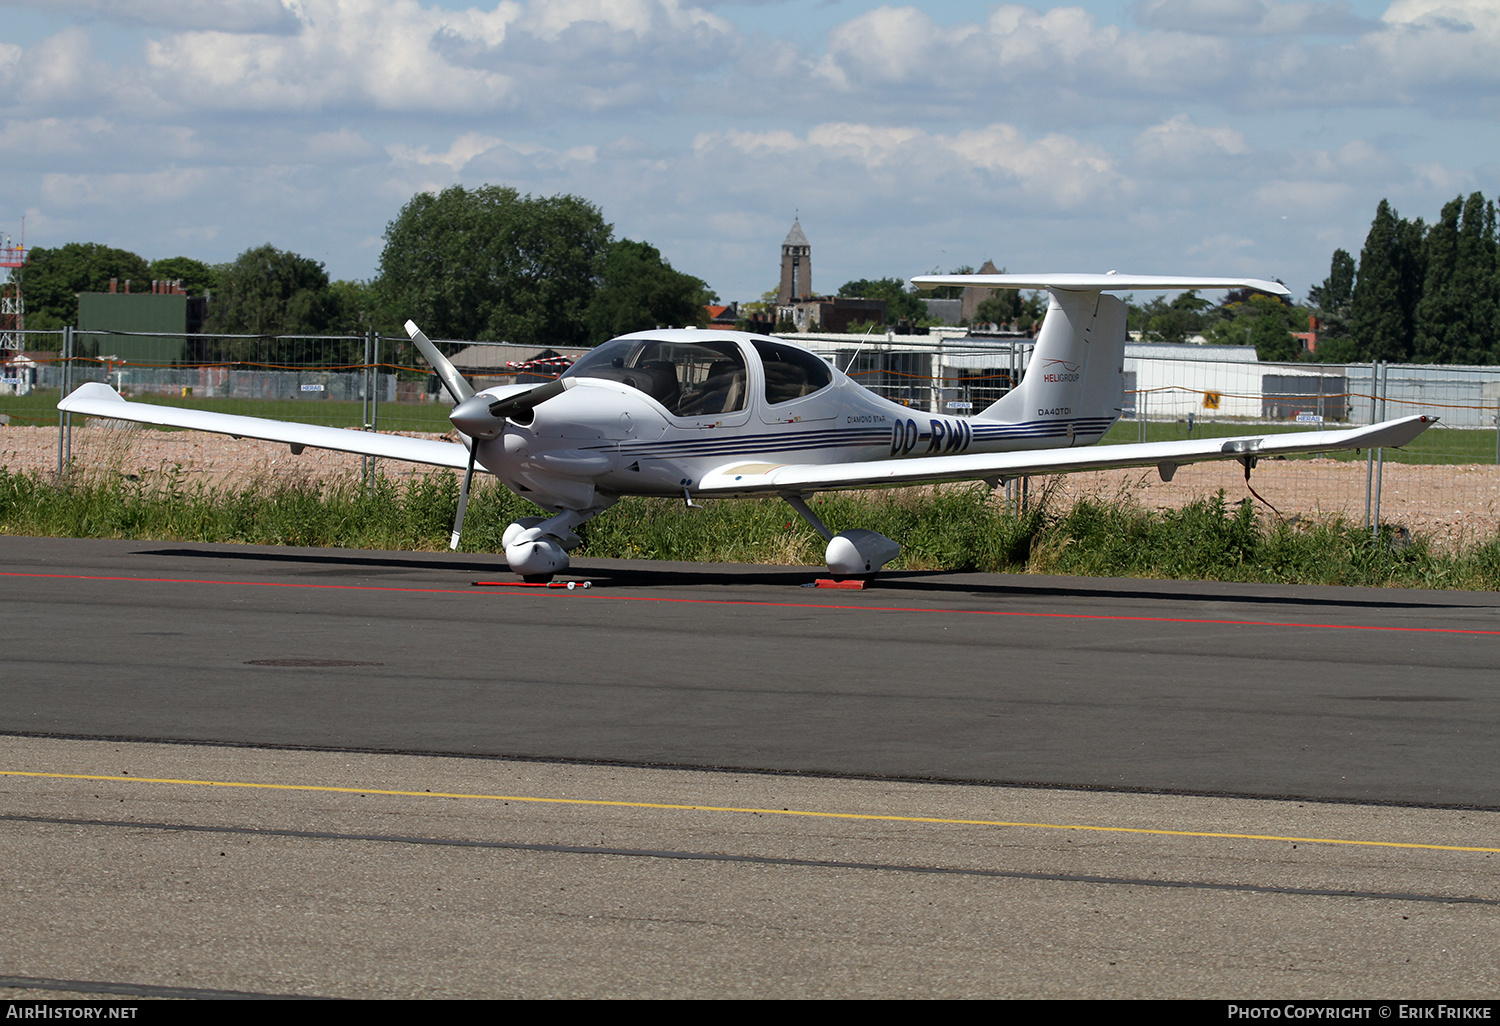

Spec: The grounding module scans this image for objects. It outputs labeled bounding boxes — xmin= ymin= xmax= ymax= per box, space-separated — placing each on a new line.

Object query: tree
xmin=837 ymin=277 xmax=926 ymax=324
xmin=585 ymin=239 xmax=711 ymax=343
xmin=1204 ymin=292 xmax=1308 ymax=361
xmin=974 ymin=290 xmax=1044 ymax=333
xmin=377 ymin=185 xmax=612 ymax=347
xmin=16 ymin=242 xmax=151 ymax=329
xmin=1349 ymin=200 xmax=1425 ymax=363
xmin=198 ymin=245 xmax=346 ymax=364
xmin=922 ymin=265 xmax=973 ymax=300
xmin=328 ymin=279 xmax=389 ymax=334
xmin=148 ymin=256 xmax=218 ymax=296
xmin=1306 ymin=248 xmax=1355 ymax=347
xmin=1136 ymin=290 xmax=1211 ymax=343
xmin=204 ymin=244 xmax=338 ymax=338
xmin=1413 ymin=193 xmax=1498 ymax=365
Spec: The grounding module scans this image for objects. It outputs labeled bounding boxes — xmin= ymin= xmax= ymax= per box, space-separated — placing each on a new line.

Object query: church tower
xmin=777 ymin=219 xmax=811 ymax=305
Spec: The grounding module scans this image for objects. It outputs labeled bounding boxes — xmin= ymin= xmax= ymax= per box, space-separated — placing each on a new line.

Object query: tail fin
xmin=977 ymin=289 xmax=1126 ymax=445
xmin=910 ymin=273 xmax=1290 ymax=446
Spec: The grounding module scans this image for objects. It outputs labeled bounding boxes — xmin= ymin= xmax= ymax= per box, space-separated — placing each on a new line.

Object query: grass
xmin=3 ymin=465 xmax=1497 ymax=591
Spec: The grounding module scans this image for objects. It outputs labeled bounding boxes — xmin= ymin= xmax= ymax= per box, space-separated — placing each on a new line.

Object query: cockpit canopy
xmin=562 ymin=336 xmax=832 ymax=417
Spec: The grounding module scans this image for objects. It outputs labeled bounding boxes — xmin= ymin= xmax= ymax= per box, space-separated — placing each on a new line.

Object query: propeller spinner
xmin=403 ymin=321 xmax=578 ymax=552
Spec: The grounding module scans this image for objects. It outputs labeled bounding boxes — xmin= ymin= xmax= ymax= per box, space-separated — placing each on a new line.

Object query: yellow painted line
xmin=4 ymin=769 xmax=1498 ymax=855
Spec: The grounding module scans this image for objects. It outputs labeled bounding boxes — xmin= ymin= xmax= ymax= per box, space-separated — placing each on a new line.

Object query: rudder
xmin=977 ymin=290 xmax=1125 ymax=445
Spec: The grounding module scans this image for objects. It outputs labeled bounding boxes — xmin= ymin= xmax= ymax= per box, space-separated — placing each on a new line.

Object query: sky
xmin=2 ymin=0 xmax=1497 ymax=306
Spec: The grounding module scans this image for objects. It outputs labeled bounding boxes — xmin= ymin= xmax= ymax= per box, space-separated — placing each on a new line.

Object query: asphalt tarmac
xmin=3 ymin=537 xmax=1499 ymax=998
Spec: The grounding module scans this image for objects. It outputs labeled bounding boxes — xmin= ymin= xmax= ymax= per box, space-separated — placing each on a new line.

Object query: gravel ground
xmin=3 ymin=423 xmax=1498 ymax=549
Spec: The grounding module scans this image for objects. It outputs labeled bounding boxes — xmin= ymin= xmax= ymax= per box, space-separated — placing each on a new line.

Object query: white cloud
xmin=0 ymin=0 xmax=738 ymax=119
xmin=387 ymin=133 xmax=597 ymax=175
xmin=42 ymin=166 xmax=212 ymax=207
xmin=305 ymin=127 xmax=382 ymax=164
xmin=1132 ymin=0 xmax=1374 ymax=36
xmin=695 ymin=120 xmax=1123 ymax=210
xmin=816 ymin=4 xmax=1233 ymax=102
xmin=3 ymin=0 xmax=304 ymax=33
xmin=387 ymin=133 xmax=508 ymax=172
xmin=1133 ymin=115 xmax=1252 ymax=163
xmin=5 ymin=27 xmax=97 ymax=107
xmin=141 ymin=2 xmax=524 ymax=113
xmin=1251 ymin=178 xmax=1352 ymax=212
xmin=524 ymin=0 xmax=731 ymax=42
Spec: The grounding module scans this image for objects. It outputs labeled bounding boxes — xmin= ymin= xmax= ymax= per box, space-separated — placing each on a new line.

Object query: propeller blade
xmin=450 ymin=444 xmax=477 ymax=551
xmin=486 ymin=377 xmax=570 ymax=420
xmin=450 ymin=377 xmax=575 ymax=439
xmin=405 ymin=320 xmax=475 ymax=404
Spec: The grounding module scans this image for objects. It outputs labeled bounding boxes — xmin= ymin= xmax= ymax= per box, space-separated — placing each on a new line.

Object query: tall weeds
xmin=2 ymin=466 xmax=1496 ymax=590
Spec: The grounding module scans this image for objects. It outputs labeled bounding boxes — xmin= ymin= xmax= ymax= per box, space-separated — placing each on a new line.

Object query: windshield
xmin=563 ymin=338 xmax=748 ymax=417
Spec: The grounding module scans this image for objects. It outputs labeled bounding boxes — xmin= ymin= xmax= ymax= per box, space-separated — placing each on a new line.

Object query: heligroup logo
xmin=1041 ymin=358 xmax=1081 ymax=383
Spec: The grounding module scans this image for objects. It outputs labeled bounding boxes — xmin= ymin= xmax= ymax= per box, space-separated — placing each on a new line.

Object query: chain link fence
xmin=4 ymin=327 xmax=1499 ymax=545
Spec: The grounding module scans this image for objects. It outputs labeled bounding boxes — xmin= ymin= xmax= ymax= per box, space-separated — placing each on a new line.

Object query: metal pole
xmin=56 ymin=327 xmax=68 ymax=476
xmin=369 ymin=333 xmax=380 ymax=487
xmin=60 ymin=325 xmax=74 ymax=474
xmin=362 ymin=329 xmax=372 ymax=485
xmin=1494 ymin=396 xmax=1498 ymax=465
xmin=1372 ymin=362 xmax=1388 ymax=538
xmin=1363 ymin=361 xmax=1376 ymax=529
xmin=930 ymin=333 xmax=943 ymax=415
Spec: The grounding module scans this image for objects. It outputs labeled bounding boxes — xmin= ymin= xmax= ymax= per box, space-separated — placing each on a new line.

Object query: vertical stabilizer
xmin=976 ymin=290 xmax=1125 ymax=446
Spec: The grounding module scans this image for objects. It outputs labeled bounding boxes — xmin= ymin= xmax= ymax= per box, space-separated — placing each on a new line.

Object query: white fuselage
xmin=468 ymin=329 xmax=1117 ymax=512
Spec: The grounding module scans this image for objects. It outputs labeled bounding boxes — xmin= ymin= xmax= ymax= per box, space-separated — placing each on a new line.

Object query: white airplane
xmin=58 ymin=272 xmax=1434 ymax=580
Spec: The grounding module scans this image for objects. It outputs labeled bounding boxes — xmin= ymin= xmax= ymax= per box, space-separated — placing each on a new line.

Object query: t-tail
xmin=910 ymin=272 xmax=1292 ymax=448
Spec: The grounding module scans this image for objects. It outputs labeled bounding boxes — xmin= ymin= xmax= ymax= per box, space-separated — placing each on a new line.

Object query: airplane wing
xmin=57 ymin=382 xmax=471 ymax=469
xmin=909 ymin=273 xmax=1291 ymax=295
xmin=697 ymin=416 xmax=1434 ymax=494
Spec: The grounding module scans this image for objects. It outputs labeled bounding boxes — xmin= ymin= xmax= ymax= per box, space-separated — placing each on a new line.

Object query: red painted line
xmin=3 ymin=570 xmax=1497 ymax=636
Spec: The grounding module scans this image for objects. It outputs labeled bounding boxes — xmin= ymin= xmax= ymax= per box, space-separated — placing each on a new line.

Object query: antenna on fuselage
xmin=843 ymin=321 xmax=878 ymax=374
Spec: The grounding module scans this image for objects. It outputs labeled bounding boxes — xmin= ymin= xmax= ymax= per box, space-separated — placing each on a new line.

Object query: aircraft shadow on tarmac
xmin=133 ymin=545 xmax=1493 ymax=613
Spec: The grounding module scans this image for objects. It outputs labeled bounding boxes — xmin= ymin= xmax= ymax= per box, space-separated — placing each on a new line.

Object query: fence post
xmin=1364 ymin=361 xmax=1376 ymax=529
xmin=368 ymin=333 xmax=381 ymax=487
xmin=56 ymin=325 xmax=74 ymax=476
xmin=361 ymin=329 xmax=373 ymax=486
xmin=1371 ymin=362 xmax=1388 ymax=538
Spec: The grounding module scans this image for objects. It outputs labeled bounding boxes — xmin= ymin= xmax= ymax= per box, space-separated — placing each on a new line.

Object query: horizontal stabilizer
xmin=910 ymin=273 xmax=1290 ymax=296
xmin=58 ymin=382 xmax=471 ymax=469
xmin=699 ymin=416 xmax=1435 ymax=495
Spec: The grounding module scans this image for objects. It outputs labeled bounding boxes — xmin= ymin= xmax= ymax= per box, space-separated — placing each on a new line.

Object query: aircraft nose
xmin=450 ymin=394 xmax=504 ymax=440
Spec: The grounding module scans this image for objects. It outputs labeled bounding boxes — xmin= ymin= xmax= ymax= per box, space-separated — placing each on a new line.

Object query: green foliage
xmin=1304 ymin=336 xmax=1362 ymax=363
xmin=377 ymin=184 xmax=612 ymax=347
xmin=147 ymin=256 xmax=218 ymax=296
xmin=1204 ymin=292 xmax=1308 ymax=360
xmin=1135 ymin=290 xmax=1212 ymax=344
xmin=17 ymin=242 xmax=152 ymax=329
xmin=585 ymin=239 xmax=711 ymax=343
xmin=921 ymin=266 xmax=974 ymax=300
xmin=1413 ymin=193 xmax=1498 ymax=365
xmin=6 ymin=469 xmax=1499 ymax=591
xmin=1307 ymin=248 xmax=1355 ymax=344
xmin=1326 ymin=192 xmax=1500 ymax=364
xmin=837 ymin=277 xmax=926 ymax=324
xmin=203 ymin=244 xmax=339 ymax=339
xmin=328 ymin=278 xmax=390 ymax=334
xmin=975 ymin=290 xmax=1045 ymax=333
xmin=1349 ymin=199 xmax=1426 ymax=363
